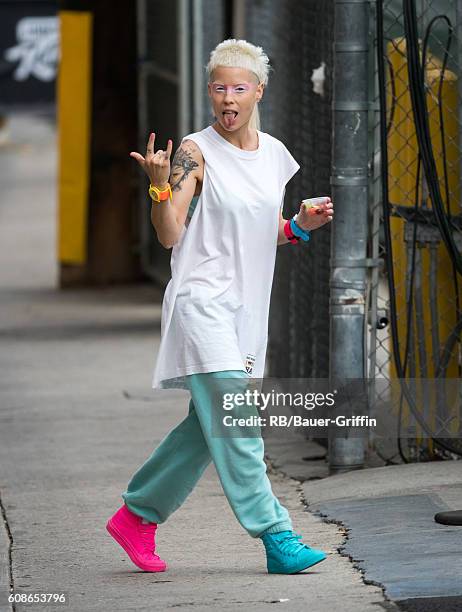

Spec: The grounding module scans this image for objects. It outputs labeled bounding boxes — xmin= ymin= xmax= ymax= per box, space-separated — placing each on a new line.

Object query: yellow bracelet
xmin=148 ymin=183 xmax=172 ymax=203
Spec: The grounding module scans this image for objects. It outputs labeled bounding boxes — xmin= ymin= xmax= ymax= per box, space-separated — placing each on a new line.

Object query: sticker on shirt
xmin=245 ymin=354 xmax=256 ymax=375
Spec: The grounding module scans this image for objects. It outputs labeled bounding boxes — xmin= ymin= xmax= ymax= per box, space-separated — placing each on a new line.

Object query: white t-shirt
xmin=152 ymin=125 xmax=300 ymax=390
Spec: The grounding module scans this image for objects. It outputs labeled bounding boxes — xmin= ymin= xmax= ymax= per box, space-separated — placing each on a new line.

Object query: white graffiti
xmin=4 ymin=16 xmax=59 ymax=82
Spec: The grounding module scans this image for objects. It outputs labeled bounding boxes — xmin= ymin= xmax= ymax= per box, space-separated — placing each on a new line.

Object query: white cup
xmin=302 ymin=196 xmax=330 ymax=206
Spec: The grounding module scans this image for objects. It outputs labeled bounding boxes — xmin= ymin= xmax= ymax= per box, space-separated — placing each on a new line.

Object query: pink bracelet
xmin=283 ymin=219 xmax=299 ymax=244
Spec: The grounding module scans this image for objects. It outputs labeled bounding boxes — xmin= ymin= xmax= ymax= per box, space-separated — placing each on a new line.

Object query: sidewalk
xmin=265 ymin=421 xmax=462 ymax=611
xmin=0 ymin=112 xmax=394 ymax=611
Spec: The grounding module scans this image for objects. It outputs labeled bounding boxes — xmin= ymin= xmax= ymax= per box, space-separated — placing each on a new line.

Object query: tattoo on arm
xmin=170 ymin=143 xmax=199 ymax=192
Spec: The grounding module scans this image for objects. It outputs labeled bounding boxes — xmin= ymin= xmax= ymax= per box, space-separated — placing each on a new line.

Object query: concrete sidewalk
xmin=265 ymin=427 xmax=462 ymax=611
xmin=0 ymin=112 xmax=390 ymax=611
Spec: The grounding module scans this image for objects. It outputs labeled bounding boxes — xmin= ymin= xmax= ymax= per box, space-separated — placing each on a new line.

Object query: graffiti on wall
xmin=4 ymin=17 xmax=59 ymax=82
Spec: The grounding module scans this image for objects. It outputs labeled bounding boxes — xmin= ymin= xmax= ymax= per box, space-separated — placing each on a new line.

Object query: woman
xmin=106 ymin=39 xmax=334 ymax=575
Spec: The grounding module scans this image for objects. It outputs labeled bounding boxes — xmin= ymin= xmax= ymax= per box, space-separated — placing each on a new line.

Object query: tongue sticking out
xmin=223 ymin=112 xmax=237 ymax=128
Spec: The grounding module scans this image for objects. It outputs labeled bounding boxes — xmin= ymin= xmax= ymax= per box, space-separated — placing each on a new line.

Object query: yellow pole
xmin=57 ymin=10 xmax=93 ymax=264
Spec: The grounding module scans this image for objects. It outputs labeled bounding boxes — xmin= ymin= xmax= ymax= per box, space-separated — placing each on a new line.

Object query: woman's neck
xmin=212 ymin=122 xmax=259 ymax=151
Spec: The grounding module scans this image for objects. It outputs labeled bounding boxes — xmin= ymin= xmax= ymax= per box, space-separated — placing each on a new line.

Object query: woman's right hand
xmin=130 ymin=132 xmax=173 ymax=188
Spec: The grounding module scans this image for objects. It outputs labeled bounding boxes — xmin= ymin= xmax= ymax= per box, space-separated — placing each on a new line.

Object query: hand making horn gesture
xmin=130 ymin=132 xmax=173 ymax=188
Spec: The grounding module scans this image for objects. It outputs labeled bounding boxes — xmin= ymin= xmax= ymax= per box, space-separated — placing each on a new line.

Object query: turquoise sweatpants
xmin=121 ymin=370 xmax=293 ymax=538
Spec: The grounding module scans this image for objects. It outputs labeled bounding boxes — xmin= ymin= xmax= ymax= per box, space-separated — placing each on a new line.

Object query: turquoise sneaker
xmin=260 ymin=530 xmax=327 ymax=574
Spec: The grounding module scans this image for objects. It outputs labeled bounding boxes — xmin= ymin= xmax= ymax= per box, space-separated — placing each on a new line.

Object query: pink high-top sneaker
xmin=106 ymin=504 xmax=167 ymax=572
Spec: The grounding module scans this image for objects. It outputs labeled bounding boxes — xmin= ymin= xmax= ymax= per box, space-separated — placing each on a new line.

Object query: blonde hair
xmin=206 ymin=39 xmax=271 ymax=131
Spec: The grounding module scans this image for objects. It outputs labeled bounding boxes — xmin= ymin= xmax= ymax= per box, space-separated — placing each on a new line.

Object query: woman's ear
xmin=256 ymin=83 xmax=265 ymax=102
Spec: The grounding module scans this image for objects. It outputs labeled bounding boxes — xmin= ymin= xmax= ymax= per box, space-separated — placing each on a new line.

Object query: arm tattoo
xmin=170 ymin=143 xmax=199 ymax=192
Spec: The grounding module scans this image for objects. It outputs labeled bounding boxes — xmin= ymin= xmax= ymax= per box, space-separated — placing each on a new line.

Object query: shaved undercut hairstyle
xmin=206 ymin=39 xmax=271 ymax=131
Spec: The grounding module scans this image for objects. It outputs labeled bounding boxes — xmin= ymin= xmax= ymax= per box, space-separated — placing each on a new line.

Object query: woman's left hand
xmin=296 ymin=198 xmax=334 ymax=231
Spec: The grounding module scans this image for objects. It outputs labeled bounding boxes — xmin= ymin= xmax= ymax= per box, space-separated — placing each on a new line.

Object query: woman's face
xmin=208 ymin=66 xmax=264 ymax=131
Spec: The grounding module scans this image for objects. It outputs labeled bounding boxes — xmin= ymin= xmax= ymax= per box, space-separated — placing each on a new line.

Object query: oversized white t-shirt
xmin=152 ymin=125 xmax=300 ymax=390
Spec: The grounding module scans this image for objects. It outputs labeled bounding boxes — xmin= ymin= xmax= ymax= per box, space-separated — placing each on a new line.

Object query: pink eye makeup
xmin=210 ymin=82 xmax=253 ymax=95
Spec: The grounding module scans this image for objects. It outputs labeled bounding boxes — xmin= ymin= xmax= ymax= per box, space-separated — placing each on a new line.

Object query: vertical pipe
xmin=369 ymin=50 xmax=381 ymax=425
xmin=404 ymin=238 xmax=417 ymax=452
xmin=233 ymin=0 xmax=246 ymax=38
xmin=192 ymin=0 xmax=204 ymax=132
xmin=414 ymin=246 xmax=428 ymax=379
xmin=456 ymin=1 xmax=462 ymax=215
xmin=455 ymin=3 xmax=462 ymax=439
xmin=405 ymin=241 xmax=417 ymax=380
xmin=329 ymin=0 xmax=370 ymax=472
xmin=414 ymin=245 xmax=431 ymax=448
xmin=137 ymin=0 xmax=150 ymax=280
xmin=429 ymin=243 xmax=441 ymax=372
xmin=178 ymin=0 xmax=191 ymax=138
xmin=136 ymin=0 xmax=147 ymax=138
xmin=429 ymin=241 xmax=447 ymax=434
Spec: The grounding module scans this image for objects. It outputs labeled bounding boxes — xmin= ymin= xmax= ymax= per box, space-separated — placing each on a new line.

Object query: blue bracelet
xmin=290 ymin=216 xmax=310 ymax=242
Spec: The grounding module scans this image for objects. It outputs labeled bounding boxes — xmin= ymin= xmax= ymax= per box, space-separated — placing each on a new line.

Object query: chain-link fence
xmin=370 ymin=0 xmax=462 ymax=460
